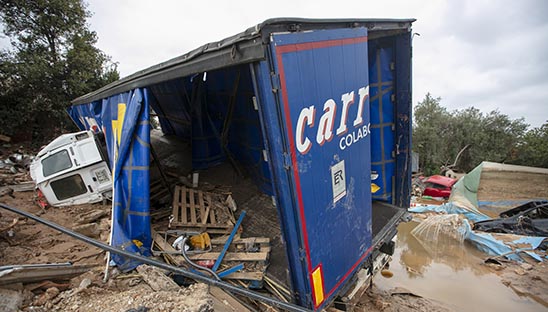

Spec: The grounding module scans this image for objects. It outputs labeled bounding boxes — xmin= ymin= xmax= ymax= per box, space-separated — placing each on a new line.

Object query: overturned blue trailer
xmin=68 ymin=18 xmax=414 ymax=310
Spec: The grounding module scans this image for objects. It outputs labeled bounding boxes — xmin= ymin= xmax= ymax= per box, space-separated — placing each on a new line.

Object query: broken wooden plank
xmin=75 ymin=209 xmax=108 ymax=225
xmin=170 ymin=222 xmax=233 ymax=229
xmin=199 ymin=190 xmax=208 ymax=224
xmin=0 ymin=187 xmax=13 ymax=197
xmin=210 ymin=286 xmax=252 ymax=312
xmin=189 ymin=187 xmax=196 ymax=223
xmin=0 ymin=134 xmax=11 ymax=143
xmin=188 ymin=252 xmax=269 ymax=262
xmin=0 ymin=218 xmax=18 ymax=234
xmin=151 ymin=229 xmax=186 ymax=267
xmin=209 ymin=195 xmax=217 ymax=223
xmin=5 ymin=182 xmax=35 ymax=192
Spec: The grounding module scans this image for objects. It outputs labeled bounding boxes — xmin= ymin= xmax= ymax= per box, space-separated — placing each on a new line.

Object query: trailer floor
xmin=372 ymin=201 xmax=403 ymax=242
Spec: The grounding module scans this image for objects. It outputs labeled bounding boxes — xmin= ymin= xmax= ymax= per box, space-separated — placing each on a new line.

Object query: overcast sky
xmin=3 ymin=0 xmax=548 ymax=127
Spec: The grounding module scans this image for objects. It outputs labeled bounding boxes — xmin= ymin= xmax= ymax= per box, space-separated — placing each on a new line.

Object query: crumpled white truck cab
xmin=30 ymin=130 xmax=112 ymax=207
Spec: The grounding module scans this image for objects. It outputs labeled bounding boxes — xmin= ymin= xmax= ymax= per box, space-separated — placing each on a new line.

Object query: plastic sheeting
xmin=67 ymin=88 xmax=151 ymax=270
xmin=448 ymin=162 xmax=483 ymax=210
xmin=409 ymin=203 xmax=490 ymax=223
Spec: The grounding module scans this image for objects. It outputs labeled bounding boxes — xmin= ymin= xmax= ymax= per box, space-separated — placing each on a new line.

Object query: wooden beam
xmin=188 ymin=252 xmax=268 ymax=262
xmin=222 ymin=272 xmax=264 ymax=281
xmin=210 ymin=237 xmax=270 ymax=246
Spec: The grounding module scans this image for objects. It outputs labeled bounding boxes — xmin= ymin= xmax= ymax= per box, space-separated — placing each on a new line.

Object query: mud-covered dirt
xmin=1 ymin=158 xmax=547 ymax=311
xmin=0 ymin=193 xmax=107 ymax=266
xmin=0 ymin=191 xmax=215 ymax=312
xmin=356 ymin=285 xmax=454 ymax=312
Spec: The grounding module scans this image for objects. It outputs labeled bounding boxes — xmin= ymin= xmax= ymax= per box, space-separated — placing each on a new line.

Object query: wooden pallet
xmin=171 ymin=186 xmax=233 ymax=232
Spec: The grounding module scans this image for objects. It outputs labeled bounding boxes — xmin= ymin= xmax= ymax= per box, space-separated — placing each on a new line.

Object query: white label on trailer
xmin=331 ymin=160 xmax=346 ymax=203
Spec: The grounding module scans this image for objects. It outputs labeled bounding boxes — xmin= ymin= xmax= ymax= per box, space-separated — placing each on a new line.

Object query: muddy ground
xmin=2 ymin=191 xmax=547 ymax=311
xmin=1 ymin=140 xmax=547 ymax=311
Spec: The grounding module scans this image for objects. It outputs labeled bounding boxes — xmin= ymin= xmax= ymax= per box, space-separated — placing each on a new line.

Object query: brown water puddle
xmin=374 ymin=221 xmax=547 ymax=312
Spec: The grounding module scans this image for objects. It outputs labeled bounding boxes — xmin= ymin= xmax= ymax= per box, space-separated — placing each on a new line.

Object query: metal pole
xmin=0 ymin=203 xmax=310 ymax=312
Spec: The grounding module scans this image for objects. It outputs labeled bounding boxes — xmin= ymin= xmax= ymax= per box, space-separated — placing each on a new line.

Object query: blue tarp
xmin=67 ymin=88 xmax=151 ymax=270
xmin=464 ymin=221 xmax=546 ymax=262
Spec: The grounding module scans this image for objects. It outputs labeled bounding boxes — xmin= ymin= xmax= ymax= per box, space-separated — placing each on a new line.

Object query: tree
xmin=512 ymin=121 xmax=548 ymax=168
xmin=0 ymin=0 xmax=119 ymax=141
xmin=413 ymin=93 xmax=529 ymax=175
xmin=413 ymin=93 xmax=452 ymax=175
xmin=447 ymin=108 xmax=528 ymax=172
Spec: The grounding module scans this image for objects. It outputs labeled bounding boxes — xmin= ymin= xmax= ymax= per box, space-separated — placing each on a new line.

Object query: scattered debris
xmin=0 ymin=263 xmax=95 ymax=286
xmin=500 ymin=261 xmax=548 ymax=307
xmin=51 ymin=282 xmax=213 ymax=312
xmin=72 ymin=223 xmax=101 ymax=238
xmin=75 ymin=209 xmax=109 ymax=225
xmin=210 ymin=286 xmax=252 ymax=312
xmin=473 ymin=201 xmax=548 ymax=237
xmin=0 ymin=182 xmax=35 ymax=196
xmin=0 ymin=152 xmax=33 ymax=176
xmin=0 ymin=287 xmax=23 ymax=312
xmin=136 ymin=264 xmax=180 ymax=292
xmin=356 ymin=284 xmax=454 ymax=312
xmin=0 ymin=134 xmax=11 ymax=143
xmin=33 ymin=286 xmax=60 ymax=306
xmin=151 ymin=229 xmax=188 ymax=267
xmin=0 ymin=218 xmax=18 ymax=234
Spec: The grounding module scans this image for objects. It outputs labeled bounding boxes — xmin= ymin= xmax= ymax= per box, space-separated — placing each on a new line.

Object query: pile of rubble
xmin=0 ymin=146 xmax=35 ymax=197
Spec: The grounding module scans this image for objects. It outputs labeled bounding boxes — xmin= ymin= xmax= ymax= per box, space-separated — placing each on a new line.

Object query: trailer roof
xmin=72 ymin=18 xmax=415 ymax=105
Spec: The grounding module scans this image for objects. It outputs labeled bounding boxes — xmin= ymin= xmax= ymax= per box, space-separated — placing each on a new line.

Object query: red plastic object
xmin=35 ymin=189 xmax=49 ymax=209
xmin=196 ymin=260 xmax=215 ymax=268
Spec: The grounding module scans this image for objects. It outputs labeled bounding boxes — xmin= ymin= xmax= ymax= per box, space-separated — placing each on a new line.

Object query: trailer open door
xmin=263 ymin=27 xmax=373 ymax=309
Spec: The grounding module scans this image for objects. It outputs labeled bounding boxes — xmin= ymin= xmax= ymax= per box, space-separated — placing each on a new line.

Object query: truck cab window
xmin=50 ymin=174 xmax=87 ymax=200
xmin=42 ymin=150 xmax=72 ymax=177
